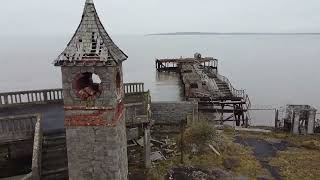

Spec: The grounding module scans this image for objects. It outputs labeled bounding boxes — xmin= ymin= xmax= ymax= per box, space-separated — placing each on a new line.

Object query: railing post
xmin=4 ymin=95 xmax=9 ymax=104
xmin=27 ymin=93 xmax=30 ymax=103
xmin=43 ymin=91 xmax=48 ymax=101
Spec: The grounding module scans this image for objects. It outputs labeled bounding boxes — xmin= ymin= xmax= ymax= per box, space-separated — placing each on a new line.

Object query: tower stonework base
xmin=66 ymin=120 xmax=128 ymax=180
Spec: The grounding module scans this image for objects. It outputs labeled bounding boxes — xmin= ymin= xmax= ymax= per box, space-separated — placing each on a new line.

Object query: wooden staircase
xmin=41 ymin=129 xmax=68 ymax=180
xmin=211 ymin=75 xmax=233 ymax=97
xmin=201 ymin=67 xmax=252 ymax=127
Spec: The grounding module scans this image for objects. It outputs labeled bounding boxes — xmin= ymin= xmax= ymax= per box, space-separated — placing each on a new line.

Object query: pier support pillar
xmin=292 ymin=112 xmax=300 ymax=134
xmin=307 ymin=111 xmax=316 ymax=134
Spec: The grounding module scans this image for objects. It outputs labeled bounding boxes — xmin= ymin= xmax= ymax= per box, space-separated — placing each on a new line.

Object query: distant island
xmin=147 ymin=32 xmax=320 ymax=36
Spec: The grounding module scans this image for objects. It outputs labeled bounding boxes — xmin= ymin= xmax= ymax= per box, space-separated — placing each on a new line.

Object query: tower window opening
xmin=73 ymin=72 xmax=102 ymax=100
xmin=190 ymin=83 xmax=198 ymax=89
xmin=116 ymin=71 xmax=121 ymax=94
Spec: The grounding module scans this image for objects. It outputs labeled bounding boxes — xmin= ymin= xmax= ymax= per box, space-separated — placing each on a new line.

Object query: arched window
xmin=72 ymin=72 xmax=102 ymax=100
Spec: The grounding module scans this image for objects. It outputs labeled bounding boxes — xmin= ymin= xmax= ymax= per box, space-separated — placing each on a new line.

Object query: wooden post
xmin=275 ymin=109 xmax=279 ymax=129
xmin=144 ymin=128 xmax=151 ymax=168
xmin=292 ymin=111 xmax=300 ymax=134
xmin=43 ymin=91 xmax=48 ymax=101
xmin=307 ymin=110 xmax=316 ymax=134
xmin=4 ymin=95 xmax=9 ymax=104
xmin=221 ymin=104 xmax=224 ymax=125
xmin=180 ymin=120 xmax=184 ymax=164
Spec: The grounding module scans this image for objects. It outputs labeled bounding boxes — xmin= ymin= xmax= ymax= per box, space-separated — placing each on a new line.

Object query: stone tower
xmin=54 ymin=0 xmax=128 ymax=179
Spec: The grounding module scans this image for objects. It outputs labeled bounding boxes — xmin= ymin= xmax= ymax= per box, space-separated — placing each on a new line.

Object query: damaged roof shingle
xmin=54 ymin=0 xmax=128 ymax=66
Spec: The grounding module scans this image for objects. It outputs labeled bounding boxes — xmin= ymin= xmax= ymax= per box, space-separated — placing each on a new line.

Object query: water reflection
xmin=151 ymin=71 xmax=184 ymax=102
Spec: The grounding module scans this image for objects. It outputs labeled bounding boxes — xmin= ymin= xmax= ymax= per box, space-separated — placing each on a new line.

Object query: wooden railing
xmin=0 ymin=114 xmax=38 ymax=144
xmin=0 ymin=89 xmax=63 ymax=106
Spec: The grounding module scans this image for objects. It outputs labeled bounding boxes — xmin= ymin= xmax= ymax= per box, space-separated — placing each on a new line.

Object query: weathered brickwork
xmin=151 ymin=101 xmax=198 ymax=125
xmin=64 ymin=102 xmax=124 ymax=126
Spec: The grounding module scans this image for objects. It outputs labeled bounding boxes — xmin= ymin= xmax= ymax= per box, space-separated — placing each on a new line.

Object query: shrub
xmin=178 ymin=121 xmax=217 ymax=153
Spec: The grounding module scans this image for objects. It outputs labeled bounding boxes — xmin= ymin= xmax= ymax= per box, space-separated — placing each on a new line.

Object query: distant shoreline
xmin=147 ymin=32 xmax=320 ymax=36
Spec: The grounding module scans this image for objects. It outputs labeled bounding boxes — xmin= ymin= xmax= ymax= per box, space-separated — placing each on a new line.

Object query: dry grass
xmin=230 ymin=129 xmax=320 ymax=179
xmin=148 ymin=122 xmax=268 ymax=179
xmin=270 ymin=147 xmax=320 ymax=180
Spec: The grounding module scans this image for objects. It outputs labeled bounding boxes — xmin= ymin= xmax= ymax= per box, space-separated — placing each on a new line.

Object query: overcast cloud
xmin=1 ymin=0 xmax=319 ymax=36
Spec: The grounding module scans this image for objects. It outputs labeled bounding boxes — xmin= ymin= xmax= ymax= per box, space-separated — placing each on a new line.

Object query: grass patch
xmin=234 ymin=130 xmax=320 ymax=179
xmin=270 ymin=147 xmax=320 ymax=180
xmin=148 ymin=122 xmax=267 ymax=179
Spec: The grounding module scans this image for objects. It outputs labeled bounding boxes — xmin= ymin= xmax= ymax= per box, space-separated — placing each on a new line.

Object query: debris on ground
xmin=208 ymin=144 xmax=221 ymax=156
xmin=151 ymin=151 xmax=166 ymax=161
xmin=165 ymin=166 xmax=250 ymax=180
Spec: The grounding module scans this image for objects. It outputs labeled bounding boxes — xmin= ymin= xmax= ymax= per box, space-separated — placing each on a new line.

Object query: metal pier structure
xmin=156 ymin=53 xmax=251 ymax=126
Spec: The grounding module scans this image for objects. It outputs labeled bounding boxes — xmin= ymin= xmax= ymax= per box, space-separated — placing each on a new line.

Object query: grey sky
xmin=1 ymin=0 xmax=320 ymax=35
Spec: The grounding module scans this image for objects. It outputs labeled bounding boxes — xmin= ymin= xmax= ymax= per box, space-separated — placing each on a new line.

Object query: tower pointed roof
xmin=54 ymin=0 xmax=127 ymax=66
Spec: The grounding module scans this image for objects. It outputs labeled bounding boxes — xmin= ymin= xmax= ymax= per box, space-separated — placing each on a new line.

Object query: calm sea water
xmin=0 ymin=35 xmax=319 ymax=126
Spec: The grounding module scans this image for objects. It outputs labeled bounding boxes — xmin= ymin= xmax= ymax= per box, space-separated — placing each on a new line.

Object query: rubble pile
xmin=78 ymin=84 xmax=102 ymax=100
xmin=73 ymin=73 xmax=103 ymax=101
xmin=150 ymin=137 xmax=178 ymax=163
xmin=127 ymin=140 xmax=143 ymax=166
xmin=165 ymin=166 xmax=239 ymax=180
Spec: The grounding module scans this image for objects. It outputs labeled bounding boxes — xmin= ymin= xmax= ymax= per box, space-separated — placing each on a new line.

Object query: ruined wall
xmin=125 ymin=104 xmax=146 ymax=123
xmin=283 ymin=105 xmax=317 ymax=134
xmin=151 ymin=101 xmax=198 ymax=125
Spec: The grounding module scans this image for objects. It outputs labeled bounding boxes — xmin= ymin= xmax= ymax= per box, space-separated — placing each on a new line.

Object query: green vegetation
xmin=179 ymin=121 xmax=218 ymax=152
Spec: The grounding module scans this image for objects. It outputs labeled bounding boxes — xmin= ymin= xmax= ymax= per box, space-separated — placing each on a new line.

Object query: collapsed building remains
xmin=279 ymin=105 xmax=317 ymax=135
